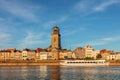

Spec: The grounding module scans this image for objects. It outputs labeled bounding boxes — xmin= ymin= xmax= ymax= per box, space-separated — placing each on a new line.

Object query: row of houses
xmin=0 ymin=48 xmax=75 ymax=61
xmin=0 ymin=48 xmax=59 ymax=61
xmin=73 ymin=45 xmax=120 ymax=60
xmin=0 ymin=46 xmax=120 ymax=61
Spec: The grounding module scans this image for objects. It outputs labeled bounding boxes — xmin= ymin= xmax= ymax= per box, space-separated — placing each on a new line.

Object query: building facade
xmin=40 ymin=52 xmax=48 ymax=60
xmin=73 ymin=47 xmax=85 ymax=59
xmin=85 ymin=45 xmax=94 ymax=58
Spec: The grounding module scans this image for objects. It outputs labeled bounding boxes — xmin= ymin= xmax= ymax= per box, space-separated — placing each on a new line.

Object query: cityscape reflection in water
xmin=0 ymin=66 xmax=120 ymax=80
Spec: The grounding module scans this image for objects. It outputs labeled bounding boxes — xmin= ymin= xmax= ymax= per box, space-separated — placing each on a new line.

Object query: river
xmin=0 ymin=66 xmax=120 ymax=80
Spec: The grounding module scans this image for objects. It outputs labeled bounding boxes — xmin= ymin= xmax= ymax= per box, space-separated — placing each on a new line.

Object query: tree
xmin=84 ymin=57 xmax=94 ymax=60
xmin=96 ymin=54 xmax=102 ymax=59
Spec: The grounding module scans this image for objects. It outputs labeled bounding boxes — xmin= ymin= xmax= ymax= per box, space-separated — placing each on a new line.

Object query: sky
xmin=0 ymin=0 xmax=120 ymax=51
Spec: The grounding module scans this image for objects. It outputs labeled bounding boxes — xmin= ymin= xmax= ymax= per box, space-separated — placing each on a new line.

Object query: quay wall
xmin=0 ymin=61 xmax=120 ymax=66
xmin=109 ymin=62 xmax=120 ymax=66
xmin=1 ymin=63 xmax=120 ymax=66
xmin=0 ymin=63 xmax=60 ymax=66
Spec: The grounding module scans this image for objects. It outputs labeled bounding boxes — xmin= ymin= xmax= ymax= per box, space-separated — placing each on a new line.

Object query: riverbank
xmin=0 ymin=60 xmax=120 ymax=66
xmin=0 ymin=62 xmax=60 ymax=66
xmin=109 ymin=62 xmax=120 ymax=66
xmin=1 ymin=63 xmax=120 ymax=66
xmin=108 ymin=60 xmax=120 ymax=66
xmin=0 ymin=60 xmax=60 ymax=66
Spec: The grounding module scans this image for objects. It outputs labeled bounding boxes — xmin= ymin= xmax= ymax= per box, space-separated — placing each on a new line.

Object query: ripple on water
xmin=0 ymin=66 xmax=120 ymax=80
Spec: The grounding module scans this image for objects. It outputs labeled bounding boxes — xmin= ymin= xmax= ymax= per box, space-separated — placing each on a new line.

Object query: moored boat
xmin=60 ymin=60 xmax=109 ymax=66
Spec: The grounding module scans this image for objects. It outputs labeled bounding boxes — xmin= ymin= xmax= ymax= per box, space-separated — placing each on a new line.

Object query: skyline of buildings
xmin=0 ymin=26 xmax=120 ymax=61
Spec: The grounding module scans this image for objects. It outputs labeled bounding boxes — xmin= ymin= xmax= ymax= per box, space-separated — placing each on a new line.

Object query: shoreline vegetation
xmin=0 ymin=60 xmax=120 ymax=66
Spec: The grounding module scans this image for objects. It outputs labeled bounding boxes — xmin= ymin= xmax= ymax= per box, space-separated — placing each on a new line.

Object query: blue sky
xmin=0 ymin=0 xmax=120 ymax=51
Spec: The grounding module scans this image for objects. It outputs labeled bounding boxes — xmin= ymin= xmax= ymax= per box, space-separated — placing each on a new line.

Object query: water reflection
xmin=48 ymin=66 xmax=60 ymax=80
xmin=0 ymin=66 xmax=120 ymax=80
xmin=60 ymin=66 xmax=120 ymax=80
xmin=39 ymin=66 xmax=47 ymax=79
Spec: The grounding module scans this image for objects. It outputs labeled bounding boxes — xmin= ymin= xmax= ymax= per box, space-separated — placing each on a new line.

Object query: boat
xmin=60 ymin=60 xmax=109 ymax=66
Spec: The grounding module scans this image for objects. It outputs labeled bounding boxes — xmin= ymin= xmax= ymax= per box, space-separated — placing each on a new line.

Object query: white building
xmin=93 ymin=50 xmax=100 ymax=59
xmin=22 ymin=50 xmax=27 ymax=60
xmin=40 ymin=52 xmax=48 ymax=60
xmin=85 ymin=45 xmax=94 ymax=58
xmin=116 ymin=53 xmax=120 ymax=60
xmin=107 ymin=53 xmax=120 ymax=60
xmin=22 ymin=49 xmax=36 ymax=60
xmin=107 ymin=54 xmax=116 ymax=60
xmin=72 ymin=52 xmax=76 ymax=59
xmin=85 ymin=45 xmax=100 ymax=59
xmin=22 ymin=51 xmax=27 ymax=60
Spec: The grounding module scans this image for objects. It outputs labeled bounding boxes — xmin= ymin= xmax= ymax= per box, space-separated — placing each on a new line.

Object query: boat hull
xmin=60 ymin=60 xmax=109 ymax=66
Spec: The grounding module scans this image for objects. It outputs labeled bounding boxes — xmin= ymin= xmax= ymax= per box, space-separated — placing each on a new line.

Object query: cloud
xmin=102 ymin=37 xmax=113 ymax=41
xmin=19 ymin=31 xmax=50 ymax=49
xmin=43 ymin=16 xmax=68 ymax=29
xmin=74 ymin=0 xmax=120 ymax=14
xmin=71 ymin=36 xmax=120 ymax=51
xmin=0 ymin=0 xmax=43 ymax=22
xmin=84 ymin=36 xmax=120 ymax=46
xmin=74 ymin=0 xmax=94 ymax=13
xmin=93 ymin=0 xmax=120 ymax=12
xmin=0 ymin=33 xmax=10 ymax=40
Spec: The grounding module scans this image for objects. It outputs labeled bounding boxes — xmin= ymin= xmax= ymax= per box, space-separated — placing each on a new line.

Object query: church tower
xmin=51 ymin=26 xmax=61 ymax=49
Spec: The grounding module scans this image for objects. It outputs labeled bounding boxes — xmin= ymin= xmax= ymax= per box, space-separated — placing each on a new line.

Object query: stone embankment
xmin=0 ymin=60 xmax=60 ymax=66
xmin=108 ymin=60 xmax=120 ymax=66
xmin=109 ymin=62 xmax=120 ymax=66
xmin=1 ymin=60 xmax=120 ymax=66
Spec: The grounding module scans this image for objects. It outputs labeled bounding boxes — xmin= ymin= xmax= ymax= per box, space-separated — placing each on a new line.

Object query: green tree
xmin=84 ymin=57 xmax=94 ymax=60
xmin=96 ymin=54 xmax=102 ymax=59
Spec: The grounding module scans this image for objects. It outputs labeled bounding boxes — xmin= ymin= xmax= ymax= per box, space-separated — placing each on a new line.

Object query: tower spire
xmin=51 ymin=26 xmax=61 ymax=49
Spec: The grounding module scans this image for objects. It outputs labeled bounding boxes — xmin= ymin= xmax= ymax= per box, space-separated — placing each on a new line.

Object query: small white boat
xmin=60 ymin=60 xmax=109 ymax=66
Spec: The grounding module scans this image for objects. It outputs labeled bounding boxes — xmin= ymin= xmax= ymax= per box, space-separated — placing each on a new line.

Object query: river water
xmin=0 ymin=66 xmax=120 ymax=80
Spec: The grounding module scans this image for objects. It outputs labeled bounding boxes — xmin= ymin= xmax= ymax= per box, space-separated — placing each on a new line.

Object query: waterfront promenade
xmin=0 ymin=60 xmax=120 ymax=66
xmin=109 ymin=61 xmax=120 ymax=66
xmin=0 ymin=60 xmax=60 ymax=66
